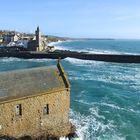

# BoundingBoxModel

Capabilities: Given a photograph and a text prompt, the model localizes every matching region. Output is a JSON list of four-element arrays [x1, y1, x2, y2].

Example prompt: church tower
[[28, 26, 46, 51], [35, 26, 41, 51]]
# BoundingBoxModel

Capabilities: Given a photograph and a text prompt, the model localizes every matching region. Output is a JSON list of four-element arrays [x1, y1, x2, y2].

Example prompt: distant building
[[3, 33, 20, 44], [0, 62, 73, 138], [28, 26, 46, 51]]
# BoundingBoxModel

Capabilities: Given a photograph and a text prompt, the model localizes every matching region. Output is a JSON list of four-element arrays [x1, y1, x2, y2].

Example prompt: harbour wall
[[0, 51, 140, 63]]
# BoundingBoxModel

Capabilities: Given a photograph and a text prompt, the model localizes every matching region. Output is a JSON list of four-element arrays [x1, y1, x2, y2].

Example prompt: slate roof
[[0, 64, 69, 103]]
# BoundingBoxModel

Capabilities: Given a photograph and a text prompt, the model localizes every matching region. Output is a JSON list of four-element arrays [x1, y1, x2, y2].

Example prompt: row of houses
[[0, 33, 18, 44]]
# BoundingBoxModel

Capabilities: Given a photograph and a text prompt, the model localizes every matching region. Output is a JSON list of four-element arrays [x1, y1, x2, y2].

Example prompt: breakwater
[[0, 50, 140, 63]]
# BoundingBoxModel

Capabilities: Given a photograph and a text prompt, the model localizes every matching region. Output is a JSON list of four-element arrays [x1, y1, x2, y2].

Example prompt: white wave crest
[[65, 58, 104, 66], [0, 57, 23, 62], [82, 48, 121, 54], [55, 45, 67, 50], [69, 109, 122, 140], [48, 40, 63, 46], [84, 48, 140, 55], [48, 40, 69, 50], [0, 57, 55, 63], [59, 137, 69, 140], [25, 58, 53, 63], [93, 102, 140, 114]]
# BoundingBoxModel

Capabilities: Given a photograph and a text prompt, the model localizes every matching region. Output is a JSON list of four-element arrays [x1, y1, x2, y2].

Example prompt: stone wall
[[0, 89, 71, 138]]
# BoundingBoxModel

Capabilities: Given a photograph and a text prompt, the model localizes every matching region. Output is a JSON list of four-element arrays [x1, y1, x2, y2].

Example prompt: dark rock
[[19, 136, 32, 140], [34, 135, 59, 140], [67, 133, 78, 140], [0, 135, 17, 140]]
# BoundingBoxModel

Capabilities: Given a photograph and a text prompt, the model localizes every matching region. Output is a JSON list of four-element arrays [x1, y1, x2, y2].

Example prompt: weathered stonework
[[0, 63, 73, 139], [0, 89, 71, 138]]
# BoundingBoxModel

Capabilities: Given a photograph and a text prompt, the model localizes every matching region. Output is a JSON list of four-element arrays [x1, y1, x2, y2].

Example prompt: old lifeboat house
[[0, 61, 74, 139]]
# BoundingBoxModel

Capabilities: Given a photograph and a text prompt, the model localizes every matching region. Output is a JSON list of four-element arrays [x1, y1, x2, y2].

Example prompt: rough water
[[0, 40, 140, 140]]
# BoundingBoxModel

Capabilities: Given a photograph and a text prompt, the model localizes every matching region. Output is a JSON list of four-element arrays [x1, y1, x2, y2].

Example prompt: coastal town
[[0, 27, 67, 52]]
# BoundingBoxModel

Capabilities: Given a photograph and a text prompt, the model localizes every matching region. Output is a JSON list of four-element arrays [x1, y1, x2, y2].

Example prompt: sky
[[1, 0, 140, 39]]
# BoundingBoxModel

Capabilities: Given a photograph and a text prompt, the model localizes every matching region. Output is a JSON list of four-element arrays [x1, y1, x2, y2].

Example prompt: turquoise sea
[[0, 40, 140, 140]]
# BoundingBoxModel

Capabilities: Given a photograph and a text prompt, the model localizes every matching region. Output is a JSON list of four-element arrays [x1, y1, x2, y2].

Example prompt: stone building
[[0, 62, 73, 139], [28, 26, 46, 52]]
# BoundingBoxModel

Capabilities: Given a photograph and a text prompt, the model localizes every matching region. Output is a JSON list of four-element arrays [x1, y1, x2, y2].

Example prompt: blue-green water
[[0, 40, 140, 140]]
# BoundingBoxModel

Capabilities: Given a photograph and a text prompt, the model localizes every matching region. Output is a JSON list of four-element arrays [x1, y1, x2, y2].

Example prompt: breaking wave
[[65, 58, 104, 66], [48, 40, 70, 50], [52, 40, 140, 55], [0, 57, 22, 62], [0, 57, 55, 63], [69, 109, 125, 140]]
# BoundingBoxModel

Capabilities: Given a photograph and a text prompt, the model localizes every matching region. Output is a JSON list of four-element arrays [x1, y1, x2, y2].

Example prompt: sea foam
[[69, 109, 124, 140]]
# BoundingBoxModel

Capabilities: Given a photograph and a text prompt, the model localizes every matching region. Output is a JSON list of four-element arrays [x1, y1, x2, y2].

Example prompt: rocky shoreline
[[0, 133, 78, 140]]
